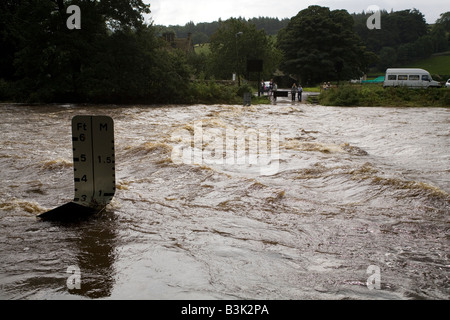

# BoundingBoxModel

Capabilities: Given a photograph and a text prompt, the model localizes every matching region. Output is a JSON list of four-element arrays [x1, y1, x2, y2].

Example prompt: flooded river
[[0, 101, 448, 300]]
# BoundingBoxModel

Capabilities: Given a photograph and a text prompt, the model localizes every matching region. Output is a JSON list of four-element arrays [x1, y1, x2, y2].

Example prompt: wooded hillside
[[0, 1, 448, 104]]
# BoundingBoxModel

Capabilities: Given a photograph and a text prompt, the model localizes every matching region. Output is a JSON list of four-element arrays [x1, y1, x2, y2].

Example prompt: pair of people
[[260, 80, 266, 96], [291, 83, 303, 102], [260, 80, 277, 96]]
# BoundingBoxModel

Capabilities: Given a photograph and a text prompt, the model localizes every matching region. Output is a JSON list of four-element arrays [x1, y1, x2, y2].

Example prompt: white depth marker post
[[39, 115, 116, 221], [72, 115, 116, 208]]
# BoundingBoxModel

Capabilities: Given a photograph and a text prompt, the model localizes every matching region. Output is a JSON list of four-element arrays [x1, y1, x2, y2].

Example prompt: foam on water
[[0, 103, 448, 300]]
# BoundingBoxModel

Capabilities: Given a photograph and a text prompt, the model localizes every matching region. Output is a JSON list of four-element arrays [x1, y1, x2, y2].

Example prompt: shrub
[[319, 85, 360, 106], [440, 90, 450, 106], [188, 80, 241, 104], [0, 79, 13, 101], [318, 84, 450, 107]]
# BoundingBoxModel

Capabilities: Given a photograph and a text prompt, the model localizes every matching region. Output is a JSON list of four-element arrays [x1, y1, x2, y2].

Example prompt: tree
[[352, 8, 434, 70], [391, 9, 427, 44], [2, 0, 153, 102], [278, 6, 374, 85], [434, 12, 450, 52], [207, 18, 281, 81], [1, 0, 196, 103], [377, 47, 397, 71], [436, 12, 450, 31]]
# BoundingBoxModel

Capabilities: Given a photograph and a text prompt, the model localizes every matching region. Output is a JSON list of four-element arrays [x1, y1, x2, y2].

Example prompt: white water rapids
[[0, 102, 448, 299]]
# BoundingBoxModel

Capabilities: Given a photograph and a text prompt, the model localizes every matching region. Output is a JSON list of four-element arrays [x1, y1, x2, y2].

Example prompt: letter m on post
[[67, 5, 81, 30]]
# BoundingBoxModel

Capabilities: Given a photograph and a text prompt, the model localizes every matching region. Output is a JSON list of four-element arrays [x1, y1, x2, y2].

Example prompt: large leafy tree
[[436, 12, 450, 30], [352, 9, 440, 70], [1, 0, 152, 101], [277, 6, 375, 85], [208, 18, 282, 81], [433, 12, 450, 52], [0, 0, 192, 103]]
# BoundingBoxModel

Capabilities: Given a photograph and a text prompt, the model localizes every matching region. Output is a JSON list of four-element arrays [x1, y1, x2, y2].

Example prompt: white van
[[383, 68, 441, 88]]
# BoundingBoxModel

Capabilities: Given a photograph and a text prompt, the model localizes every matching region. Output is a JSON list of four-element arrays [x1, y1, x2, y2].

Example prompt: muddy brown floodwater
[[0, 101, 448, 300]]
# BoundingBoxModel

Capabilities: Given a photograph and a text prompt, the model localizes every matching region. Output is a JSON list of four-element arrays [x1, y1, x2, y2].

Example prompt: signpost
[[247, 59, 263, 96], [243, 92, 252, 106]]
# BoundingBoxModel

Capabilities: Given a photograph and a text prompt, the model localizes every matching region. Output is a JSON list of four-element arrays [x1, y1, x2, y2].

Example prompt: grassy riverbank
[[3, 79, 448, 107], [318, 85, 450, 107]]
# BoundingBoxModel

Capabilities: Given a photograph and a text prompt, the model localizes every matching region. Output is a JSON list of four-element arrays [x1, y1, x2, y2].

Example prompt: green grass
[[319, 84, 450, 107], [403, 53, 450, 75], [367, 52, 450, 80], [194, 43, 211, 55], [303, 87, 321, 92]]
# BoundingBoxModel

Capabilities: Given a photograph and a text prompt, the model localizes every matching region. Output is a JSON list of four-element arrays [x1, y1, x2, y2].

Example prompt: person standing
[[297, 84, 303, 102], [273, 82, 278, 102], [268, 79, 274, 100], [291, 83, 297, 101], [260, 80, 265, 96]]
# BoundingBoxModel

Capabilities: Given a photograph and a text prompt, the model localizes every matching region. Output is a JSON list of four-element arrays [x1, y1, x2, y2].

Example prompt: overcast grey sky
[[145, 0, 448, 26]]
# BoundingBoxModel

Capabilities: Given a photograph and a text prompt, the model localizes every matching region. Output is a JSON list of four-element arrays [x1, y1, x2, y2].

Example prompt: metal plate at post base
[[37, 115, 115, 223], [37, 202, 102, 222]]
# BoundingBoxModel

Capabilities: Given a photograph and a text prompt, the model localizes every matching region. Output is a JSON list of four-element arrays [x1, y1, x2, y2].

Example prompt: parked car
[[446, 79, 450, 88], [383, 68, 441, 88]]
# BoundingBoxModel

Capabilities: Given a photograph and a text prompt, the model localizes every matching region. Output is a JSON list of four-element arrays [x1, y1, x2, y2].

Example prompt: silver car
[[446, 79, 450, 88]]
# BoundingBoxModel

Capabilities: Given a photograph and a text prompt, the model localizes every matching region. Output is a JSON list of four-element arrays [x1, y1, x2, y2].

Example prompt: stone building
[[162, 32, 194, 54]]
